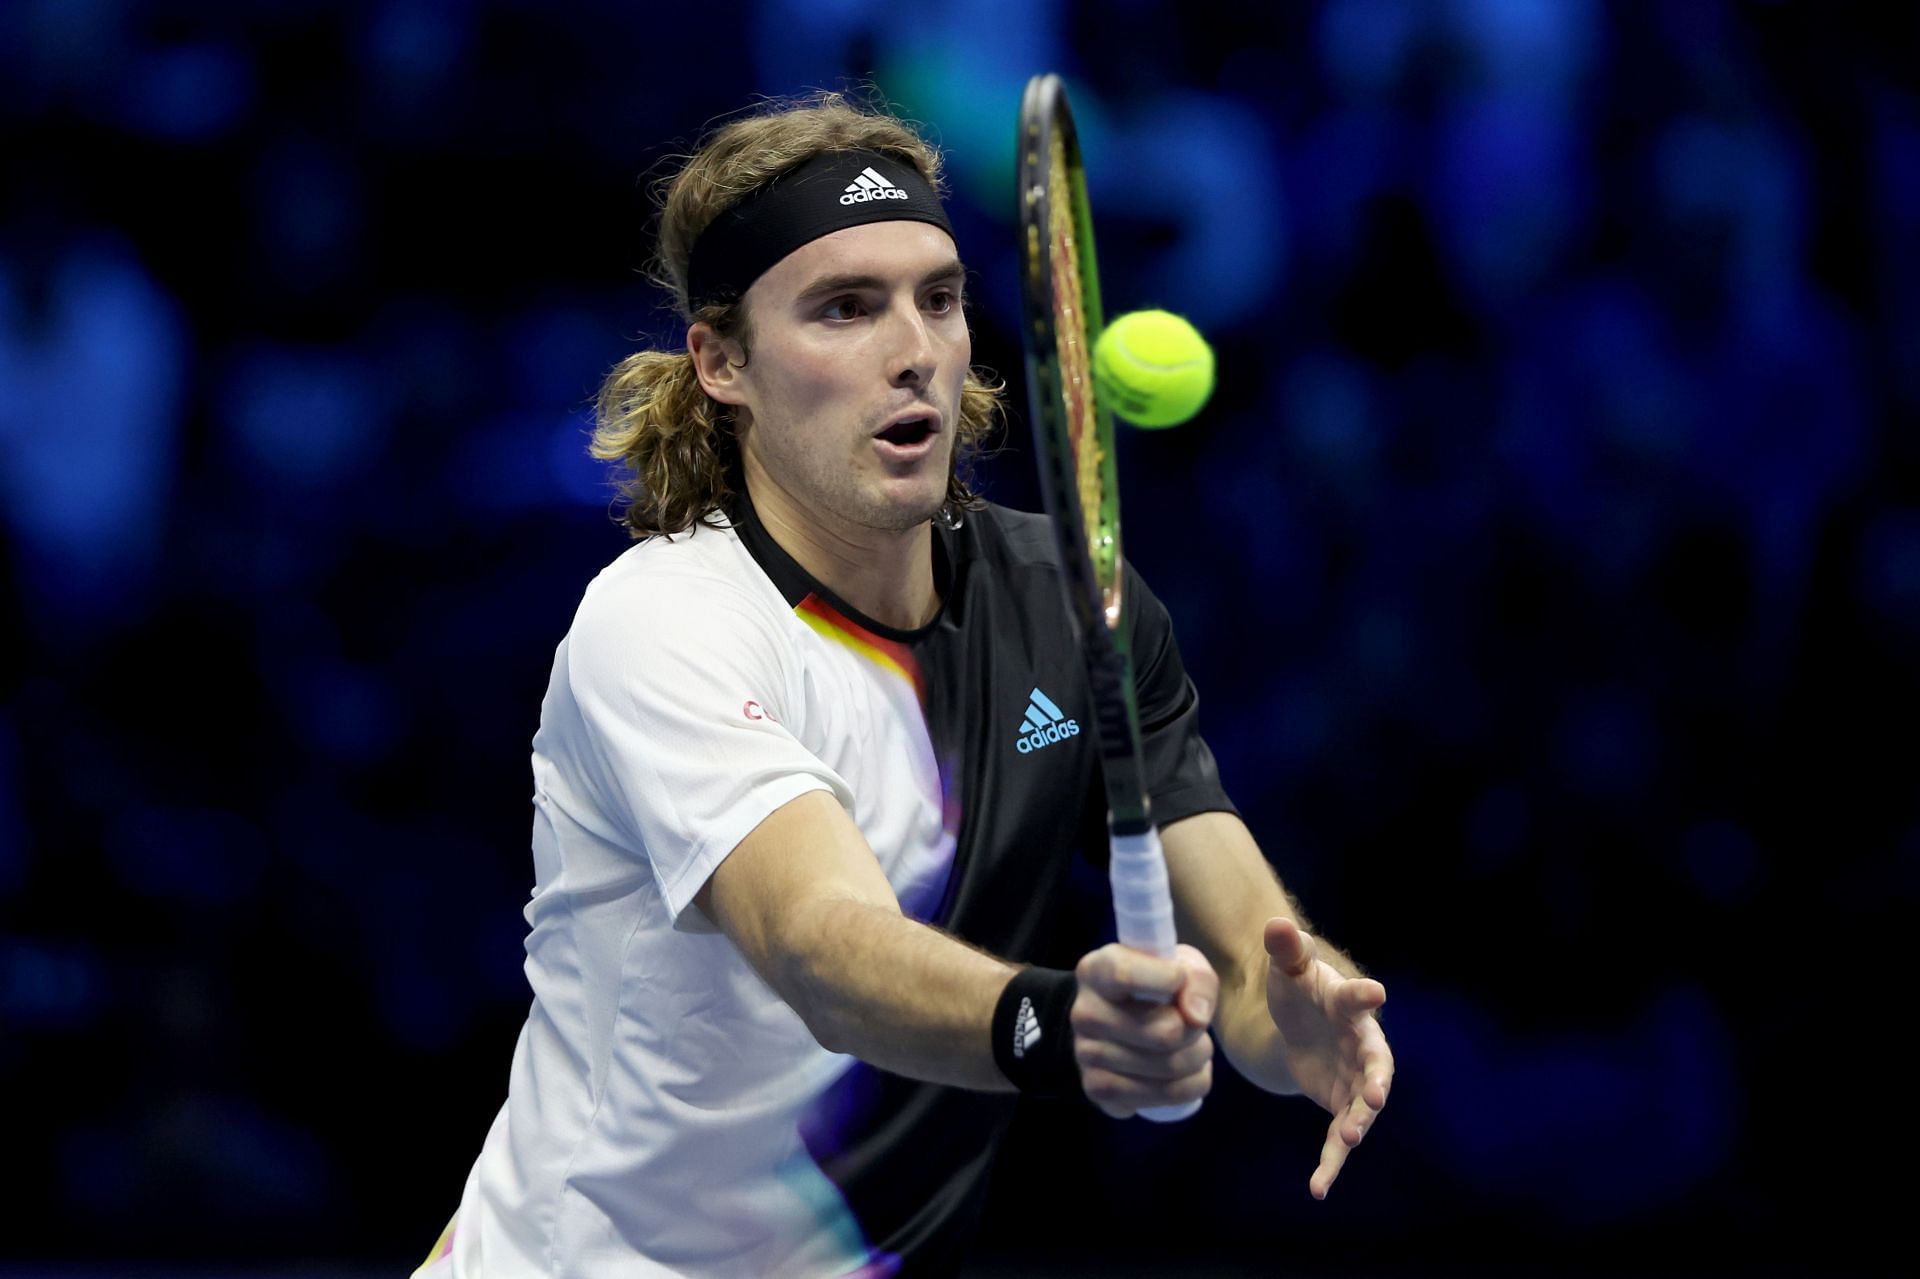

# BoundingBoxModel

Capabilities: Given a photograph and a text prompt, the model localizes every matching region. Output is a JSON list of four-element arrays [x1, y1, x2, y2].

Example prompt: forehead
[[750, 221, 962, 300]]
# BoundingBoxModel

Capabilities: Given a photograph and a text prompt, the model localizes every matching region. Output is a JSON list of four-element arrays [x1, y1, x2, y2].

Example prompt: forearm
[[700, 792, 1025, 1092], [1161, 811, 1370, 1091], [777, 896, 1019, 1091]]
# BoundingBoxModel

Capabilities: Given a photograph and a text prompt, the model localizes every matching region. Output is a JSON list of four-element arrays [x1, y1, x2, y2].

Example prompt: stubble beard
[[751, 424, 951, 535], [832, 450, 950, 533]]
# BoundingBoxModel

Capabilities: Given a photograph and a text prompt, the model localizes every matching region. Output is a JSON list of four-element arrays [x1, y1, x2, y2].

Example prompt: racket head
[[1018, 74, 1153, 836], [1017, 74, 1125, 639]]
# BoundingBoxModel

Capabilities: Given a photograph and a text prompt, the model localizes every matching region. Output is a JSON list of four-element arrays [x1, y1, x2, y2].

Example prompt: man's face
[[728, 220, 970, 535]]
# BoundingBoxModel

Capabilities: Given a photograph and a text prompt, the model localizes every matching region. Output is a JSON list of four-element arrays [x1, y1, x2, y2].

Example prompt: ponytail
[[590, 348, 742, 539]]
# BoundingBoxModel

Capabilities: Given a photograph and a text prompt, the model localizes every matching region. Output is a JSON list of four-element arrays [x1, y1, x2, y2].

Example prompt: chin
[[861, 483, 948, 532], [888, 495, 950, 532]]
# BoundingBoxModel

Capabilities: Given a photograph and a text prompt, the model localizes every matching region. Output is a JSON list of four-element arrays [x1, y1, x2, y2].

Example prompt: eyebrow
[[794, 258, 968, 302]]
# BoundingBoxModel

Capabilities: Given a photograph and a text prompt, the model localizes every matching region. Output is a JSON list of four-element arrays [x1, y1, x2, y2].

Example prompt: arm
[[1161, 809, 1393, 1198], [696, 788, 1216, 1112], [696, 789, 1018, 1090]]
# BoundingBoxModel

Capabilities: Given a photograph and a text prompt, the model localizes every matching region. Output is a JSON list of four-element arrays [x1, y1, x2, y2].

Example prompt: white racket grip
[[1109, 828, 1202, 1123]]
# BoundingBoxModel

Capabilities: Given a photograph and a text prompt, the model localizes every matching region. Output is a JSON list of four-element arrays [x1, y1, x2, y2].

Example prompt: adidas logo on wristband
[[1012, 996, 1042, 1058]]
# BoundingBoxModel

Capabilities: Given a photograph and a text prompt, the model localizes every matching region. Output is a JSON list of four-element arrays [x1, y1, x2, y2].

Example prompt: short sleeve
[[1122, 563, 1240, 829], [564, 570, 852, 928]]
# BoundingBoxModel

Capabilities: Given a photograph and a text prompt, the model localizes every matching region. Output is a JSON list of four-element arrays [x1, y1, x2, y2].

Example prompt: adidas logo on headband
[[841, 166, 912, 205], [686, 149, 954, 308]]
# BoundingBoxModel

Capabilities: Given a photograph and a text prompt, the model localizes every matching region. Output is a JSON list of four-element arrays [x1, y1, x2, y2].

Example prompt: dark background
[[3, 1, 1914, 1275]]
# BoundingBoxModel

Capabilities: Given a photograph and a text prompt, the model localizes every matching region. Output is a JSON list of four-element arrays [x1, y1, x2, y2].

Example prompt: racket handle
[[1109, 828, 1203, 1123]]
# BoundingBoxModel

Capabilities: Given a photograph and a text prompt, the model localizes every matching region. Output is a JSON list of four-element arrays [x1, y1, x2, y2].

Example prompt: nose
[[887, 301, 937, 389]]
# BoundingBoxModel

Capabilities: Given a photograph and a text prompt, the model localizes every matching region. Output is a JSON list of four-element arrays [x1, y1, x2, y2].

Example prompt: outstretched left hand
[[1262, 917, 1393, 1200]]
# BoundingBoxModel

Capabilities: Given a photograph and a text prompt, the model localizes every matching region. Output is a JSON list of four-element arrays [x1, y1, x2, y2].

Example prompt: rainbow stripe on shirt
[[794, 593, 927, 707]]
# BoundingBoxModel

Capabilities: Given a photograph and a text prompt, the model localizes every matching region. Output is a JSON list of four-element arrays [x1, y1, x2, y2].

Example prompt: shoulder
[[958, 501, 1067, 571], [570, 520, 794, 662], [960, 501, 1160, 596], [582, 519, 776, 612]]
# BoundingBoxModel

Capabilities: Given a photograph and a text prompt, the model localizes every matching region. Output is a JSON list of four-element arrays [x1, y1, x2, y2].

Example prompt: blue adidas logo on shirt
[[1015, 687, 1080, 755]]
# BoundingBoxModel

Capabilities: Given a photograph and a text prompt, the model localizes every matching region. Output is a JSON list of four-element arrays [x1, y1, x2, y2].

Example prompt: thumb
[[1263, 917, 1315, 979], [1171, 943, 1218, 1026]]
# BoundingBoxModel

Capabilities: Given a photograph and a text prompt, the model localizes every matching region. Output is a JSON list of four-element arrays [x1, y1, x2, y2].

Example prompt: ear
[[688, 321, 750, 408]]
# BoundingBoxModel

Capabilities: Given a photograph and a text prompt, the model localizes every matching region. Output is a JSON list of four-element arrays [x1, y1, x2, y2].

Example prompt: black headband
[[685, 149, 953, 311]]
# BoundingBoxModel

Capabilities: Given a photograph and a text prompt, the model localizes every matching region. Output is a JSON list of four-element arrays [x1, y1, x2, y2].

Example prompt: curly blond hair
[[591, 92, 1004, 538]]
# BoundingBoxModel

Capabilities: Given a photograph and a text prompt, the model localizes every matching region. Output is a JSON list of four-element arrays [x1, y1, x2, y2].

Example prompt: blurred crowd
[[2, 1, 1913, 1271]]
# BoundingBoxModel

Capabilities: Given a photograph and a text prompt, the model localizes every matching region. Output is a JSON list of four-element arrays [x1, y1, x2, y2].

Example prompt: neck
[[742, 465, 940, 632]]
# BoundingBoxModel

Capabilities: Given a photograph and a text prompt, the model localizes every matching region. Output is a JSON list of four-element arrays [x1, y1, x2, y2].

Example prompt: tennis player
[[415, 93, 1392, 1278]]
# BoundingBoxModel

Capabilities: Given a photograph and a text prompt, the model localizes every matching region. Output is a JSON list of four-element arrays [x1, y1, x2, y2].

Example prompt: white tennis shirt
[[417, 495, 1238, 1277], [431, 514, 958, 1278]]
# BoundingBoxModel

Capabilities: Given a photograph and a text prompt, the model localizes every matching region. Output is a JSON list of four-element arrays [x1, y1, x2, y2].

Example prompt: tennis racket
[[1016, 73, 1198, 1124]]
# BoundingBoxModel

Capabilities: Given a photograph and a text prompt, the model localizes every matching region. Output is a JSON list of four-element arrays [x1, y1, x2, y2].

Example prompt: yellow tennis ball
[[1092, 309, 1216, 428]]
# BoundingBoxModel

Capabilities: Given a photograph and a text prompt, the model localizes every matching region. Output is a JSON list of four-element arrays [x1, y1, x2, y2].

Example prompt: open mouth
[[876, 417, 937, 447]]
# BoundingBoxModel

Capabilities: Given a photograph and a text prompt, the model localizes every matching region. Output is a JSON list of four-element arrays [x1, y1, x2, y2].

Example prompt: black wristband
[[992, 967, 1082, 1099]]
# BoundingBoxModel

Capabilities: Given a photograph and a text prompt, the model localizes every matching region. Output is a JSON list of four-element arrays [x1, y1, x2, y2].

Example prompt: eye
[[926, 287, 963, 315], [822, 295, 866, 321]]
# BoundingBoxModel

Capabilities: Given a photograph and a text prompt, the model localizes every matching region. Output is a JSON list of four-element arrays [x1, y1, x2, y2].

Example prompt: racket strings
[[1047, 134, 1118, 618]]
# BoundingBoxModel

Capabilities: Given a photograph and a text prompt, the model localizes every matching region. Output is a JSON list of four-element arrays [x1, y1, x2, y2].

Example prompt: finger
[[1075, 1030, 1214, 1082], [1353, 1019, 1394, 1091], [1081, 1058, 1213, 1120], [1262, 917, 1316, 979], [1310, 1111, 1355, 1200], [1359, 1045, 1395, 1110], [1071, 991, 1209, 1054], [1338, 1092, 1376, 1147], [1331, 978, 1387, 1019], [1076, 944, 1185, 1004]]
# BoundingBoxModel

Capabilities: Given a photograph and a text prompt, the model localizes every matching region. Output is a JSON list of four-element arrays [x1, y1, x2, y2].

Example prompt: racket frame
[[1016, 73, 1155, 842]]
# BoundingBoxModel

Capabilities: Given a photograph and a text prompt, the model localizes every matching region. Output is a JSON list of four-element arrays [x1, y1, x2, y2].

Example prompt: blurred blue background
[[2, 1, 1913, 1275]]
